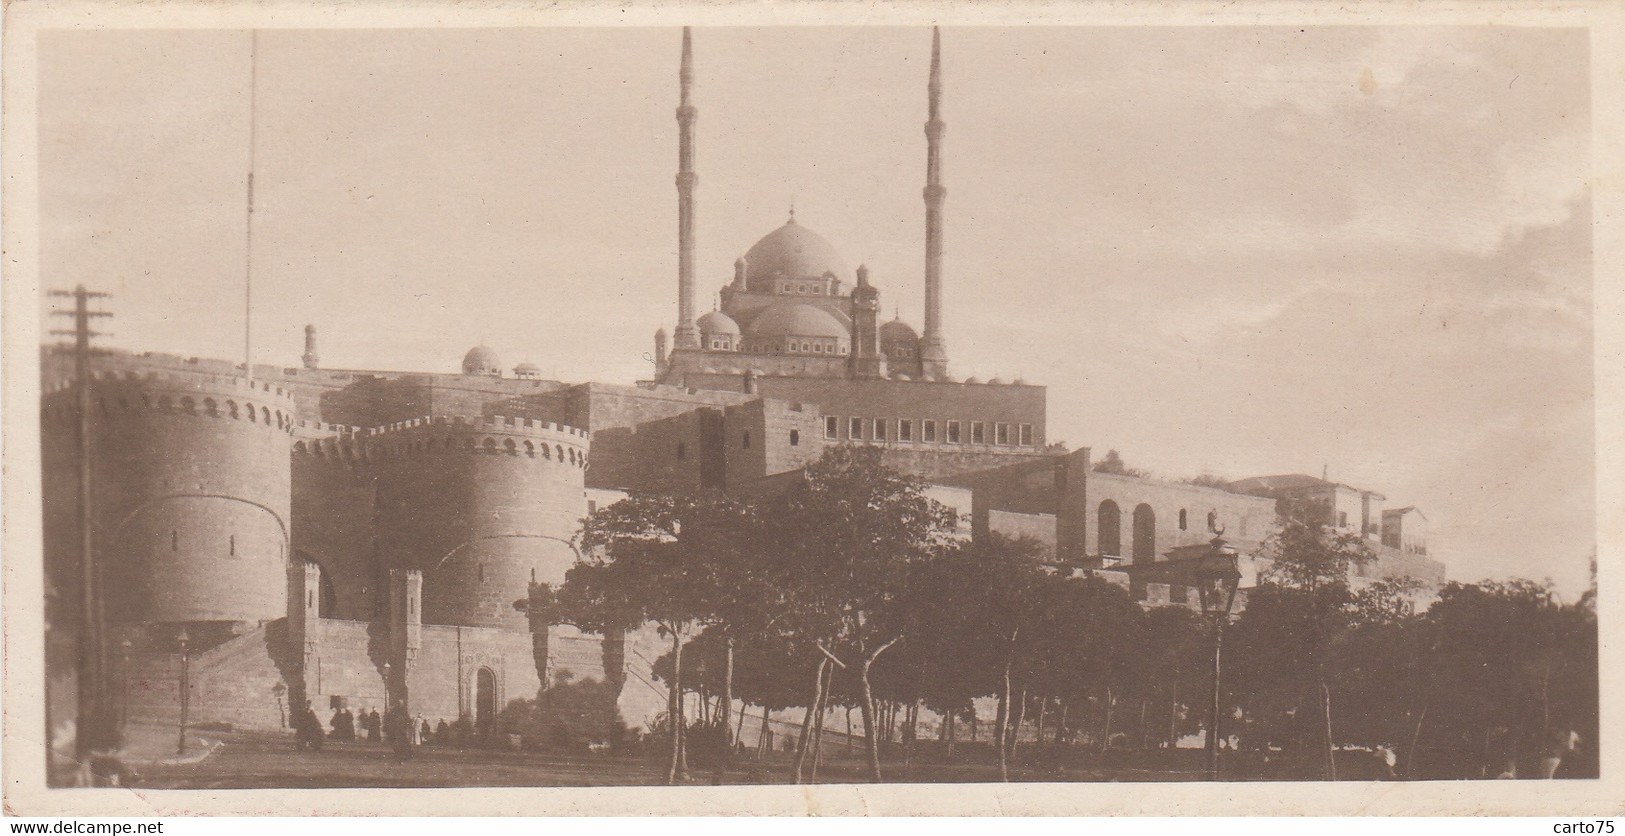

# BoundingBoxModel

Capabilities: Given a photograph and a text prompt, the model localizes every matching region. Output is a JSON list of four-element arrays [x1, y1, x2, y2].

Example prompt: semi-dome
[[462, 345, 503, 376], [743, 217, 850, 291], [697, 310, 741, 336], [748, 302, 849, 340]]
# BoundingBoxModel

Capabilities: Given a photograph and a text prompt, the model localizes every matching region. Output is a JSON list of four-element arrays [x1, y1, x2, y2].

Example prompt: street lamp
[[1195, 536, 1242, 781], [119, 639, 133, 741], [382, 662, 392, 711], [175, 627, 190, 756]]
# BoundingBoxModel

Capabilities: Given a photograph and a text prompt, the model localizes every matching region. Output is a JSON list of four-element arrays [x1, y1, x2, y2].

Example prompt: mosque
[[41, 28, 1443, 752]]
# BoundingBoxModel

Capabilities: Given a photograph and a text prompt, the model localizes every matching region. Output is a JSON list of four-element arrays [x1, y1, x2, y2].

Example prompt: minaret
[[919, 26, 951, 381], [301, 323, 320, 369], [851, 264, 884, 379], [654, 327, 669, 378], [673, 27, 701, 350]]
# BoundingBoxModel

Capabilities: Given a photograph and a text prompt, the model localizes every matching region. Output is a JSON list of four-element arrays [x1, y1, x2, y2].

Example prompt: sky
[[37, 26, 1594, 595]]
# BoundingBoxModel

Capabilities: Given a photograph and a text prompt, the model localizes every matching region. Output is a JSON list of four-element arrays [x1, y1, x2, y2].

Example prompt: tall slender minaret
[[919, 27, 950, 380], [673, 27, 701, 349]]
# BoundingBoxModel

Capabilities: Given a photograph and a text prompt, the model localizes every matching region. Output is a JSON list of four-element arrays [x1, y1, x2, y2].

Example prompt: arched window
[[227, 400, 239, 419], [1133, 504, 1157, 564], [204, 398, 218, 417], [556, 445, 564, 461], [742, 430, 751, 450], [180, 397, 196, 414], [246, 402, 256, 422], [790, 429, 800, 447], [482, 438, 497, 453], [524, 440, 535, 457], [262, 406, 272, 424], [504, 438, 517, 455], [1098, 500, 1121, 557], [542, 443, 551, 460], [1179, 509, 1187, 531]]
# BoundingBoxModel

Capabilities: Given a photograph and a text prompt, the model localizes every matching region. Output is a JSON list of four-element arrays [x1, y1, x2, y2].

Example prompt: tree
[[559, 491, 752, 784], [1411, 580, 1597, 779], [1092, 449, 1147, 477], [761, 445, 959, 782]]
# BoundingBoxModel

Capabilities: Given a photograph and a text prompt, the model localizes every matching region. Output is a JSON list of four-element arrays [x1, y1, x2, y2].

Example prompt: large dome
[[462, 345, 503, 376], [743, 217, 850, 291], [747, 302, 849, 340]]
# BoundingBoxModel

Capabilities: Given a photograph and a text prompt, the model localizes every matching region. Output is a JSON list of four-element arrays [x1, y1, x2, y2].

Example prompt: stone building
[[40, 27, 1444, 743]]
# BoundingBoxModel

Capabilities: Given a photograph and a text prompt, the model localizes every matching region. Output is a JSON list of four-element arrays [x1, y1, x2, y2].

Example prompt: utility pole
[[49, 285, 112, 775]]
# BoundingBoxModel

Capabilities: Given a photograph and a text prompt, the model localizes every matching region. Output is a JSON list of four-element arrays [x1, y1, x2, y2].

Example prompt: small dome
[[513, 361, 542, 379], [880, 318, 919, 341], [462, 345, 503, 376], [988, 376, 1007, 385], [891, 373, 913, 381], [743, 217, 850, 291], [697, 310, 741, 336], [964, 375, 981, 384], [748, 302, 849, 340]]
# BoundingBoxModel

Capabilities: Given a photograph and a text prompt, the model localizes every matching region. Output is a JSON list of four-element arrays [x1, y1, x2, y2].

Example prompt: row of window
[[823, 416, 1035, 447]]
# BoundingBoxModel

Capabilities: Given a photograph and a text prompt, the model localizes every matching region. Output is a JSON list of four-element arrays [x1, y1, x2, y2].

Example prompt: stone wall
[[41, 369, 296, 625]]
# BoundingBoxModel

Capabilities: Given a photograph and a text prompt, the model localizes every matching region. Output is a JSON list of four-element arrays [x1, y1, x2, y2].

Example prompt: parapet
[[43, 368, 299, 434], [293, 414, 590, 470]]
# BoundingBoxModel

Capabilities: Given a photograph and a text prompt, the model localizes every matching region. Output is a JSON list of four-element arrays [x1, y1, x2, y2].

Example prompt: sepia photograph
[[3, 0, 1619, 818]]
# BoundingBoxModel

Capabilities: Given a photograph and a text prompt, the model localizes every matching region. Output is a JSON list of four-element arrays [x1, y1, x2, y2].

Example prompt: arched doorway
[[1098, 500, 1121, 557], [1132, 504, 1156, 564], [474, 667, 497, 736]]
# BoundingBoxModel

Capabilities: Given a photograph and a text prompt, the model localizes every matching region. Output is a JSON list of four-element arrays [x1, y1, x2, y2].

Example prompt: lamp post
[[119, 639, 133, 741], [175, 627, 191, 756], [382, 662, 392, 711], [1195, 536, 1241, 781], [272, 681, 287, 729]]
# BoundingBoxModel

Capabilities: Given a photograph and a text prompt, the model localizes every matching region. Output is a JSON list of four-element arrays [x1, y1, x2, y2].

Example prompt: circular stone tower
[[370, 415, 588, 632], [44, 367, 296, 626]]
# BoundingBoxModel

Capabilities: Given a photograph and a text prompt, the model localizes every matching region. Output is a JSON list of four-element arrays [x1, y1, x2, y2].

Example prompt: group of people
[[293, 699, 487, 760]]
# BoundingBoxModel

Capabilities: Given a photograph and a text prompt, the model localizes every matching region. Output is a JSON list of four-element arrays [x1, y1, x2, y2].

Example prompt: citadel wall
[[362, 416, 589, 631], [43, 368, 296, 626]]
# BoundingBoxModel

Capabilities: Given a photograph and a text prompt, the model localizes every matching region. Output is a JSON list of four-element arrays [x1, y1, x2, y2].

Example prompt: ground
[[122, 729, 1399, 788]]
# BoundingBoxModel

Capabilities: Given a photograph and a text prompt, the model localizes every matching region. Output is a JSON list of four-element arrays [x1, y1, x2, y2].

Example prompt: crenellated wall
[[352, 415, 589, 631], [43, 369, 296, 625]]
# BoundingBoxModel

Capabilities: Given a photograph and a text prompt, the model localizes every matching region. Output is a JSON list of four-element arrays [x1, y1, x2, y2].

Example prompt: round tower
[[369, 415, 588, 631], [42, 367, 296, 626]]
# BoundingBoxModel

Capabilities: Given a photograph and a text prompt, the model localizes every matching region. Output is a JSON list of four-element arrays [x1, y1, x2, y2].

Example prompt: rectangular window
[[742, 430, 751, 450], [898, 419, 913, 442], [873, 419, 887, 441], [1019, 424, 1034, 446], [971, 421, 986, 444], [850, 417, 863, 440], [995, 423, 1010, 445], [947, 421, 962, 444], [826, 416, 839, 440], [923, 420, 937, 443]]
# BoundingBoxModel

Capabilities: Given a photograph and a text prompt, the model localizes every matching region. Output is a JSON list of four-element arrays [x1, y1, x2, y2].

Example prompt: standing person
[[419, 717, 432, 746], [386, 702, 414, 760], [367, 708, 382, 743], [298, 702, 324, 751], [411, 714, 424, 746], [1374, 744, 1397, 779], [1541, 728, 1579, 779]]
